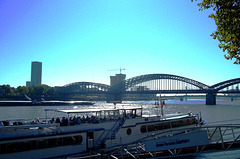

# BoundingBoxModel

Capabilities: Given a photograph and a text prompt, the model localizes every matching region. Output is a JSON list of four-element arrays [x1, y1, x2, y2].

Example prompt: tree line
[[0, 84, 55, 96]]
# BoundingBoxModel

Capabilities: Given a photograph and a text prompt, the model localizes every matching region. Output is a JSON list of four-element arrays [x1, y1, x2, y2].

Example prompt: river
[[0, 99, 240, 158]]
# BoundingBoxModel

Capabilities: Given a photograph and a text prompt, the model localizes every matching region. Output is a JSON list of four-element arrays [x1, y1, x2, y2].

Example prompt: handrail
[[96, 118, 121, 145], [119, 125, 240, 151], [86, 124, 240, 158], [0, 123, 60, 129]]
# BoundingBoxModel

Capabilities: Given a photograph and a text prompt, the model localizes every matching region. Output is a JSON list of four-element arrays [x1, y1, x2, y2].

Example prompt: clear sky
[[0, 0, 239, 88]]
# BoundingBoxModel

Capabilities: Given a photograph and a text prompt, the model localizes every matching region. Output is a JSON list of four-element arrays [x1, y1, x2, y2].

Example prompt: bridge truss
[[56, 75, 240, 94], [210, 78, 240, 93], [124, 74, 209, 93], [55, 74, 240, 104], [57, 82, 110, 94]]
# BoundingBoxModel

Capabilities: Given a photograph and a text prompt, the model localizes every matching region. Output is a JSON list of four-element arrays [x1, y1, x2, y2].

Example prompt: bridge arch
[[124, 74, 209, 91], [59, 82, 110, 93], [210, 78, 240, 91]]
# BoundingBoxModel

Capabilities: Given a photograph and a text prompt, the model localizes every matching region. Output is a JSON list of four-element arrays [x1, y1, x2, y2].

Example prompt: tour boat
[[0, 104, 206, 159]]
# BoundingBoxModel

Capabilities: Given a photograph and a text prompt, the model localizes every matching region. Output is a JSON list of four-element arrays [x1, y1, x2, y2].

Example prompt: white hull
[[0, 143, 85, 159], [0, 107, 201, 158]]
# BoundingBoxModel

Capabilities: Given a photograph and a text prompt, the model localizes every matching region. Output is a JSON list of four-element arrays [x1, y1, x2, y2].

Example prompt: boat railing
[[0, 117, 58, 127], [0, 123, 60, 130], [201, 124, 240, 148], [104, 123, 240, 150], [102, 124, 240, 158], [96, 117, 126, 147], [137, 125, 202, 143]]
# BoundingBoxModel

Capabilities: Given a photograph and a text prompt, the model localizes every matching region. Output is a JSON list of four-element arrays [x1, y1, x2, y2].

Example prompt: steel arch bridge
[[123, 74, 209, 92], [57, 82, 110, 94], [55, 74, 240, 104], [56, 75, 240, 94], [209, 78, 240, 92]]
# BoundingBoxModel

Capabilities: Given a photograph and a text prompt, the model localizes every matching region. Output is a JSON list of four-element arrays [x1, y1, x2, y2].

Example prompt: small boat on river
[[0, 104, 205, 159]]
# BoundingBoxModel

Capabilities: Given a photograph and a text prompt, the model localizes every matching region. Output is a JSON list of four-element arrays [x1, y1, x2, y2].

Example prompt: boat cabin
[[45, 107, 143, 126]]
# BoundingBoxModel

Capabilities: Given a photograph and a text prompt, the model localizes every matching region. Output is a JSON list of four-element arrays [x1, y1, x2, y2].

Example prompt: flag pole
[[160, 94, 164, 116]]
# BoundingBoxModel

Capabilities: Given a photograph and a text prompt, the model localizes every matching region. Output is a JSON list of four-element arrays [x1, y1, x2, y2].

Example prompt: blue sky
[[0, 0, 239, 88]]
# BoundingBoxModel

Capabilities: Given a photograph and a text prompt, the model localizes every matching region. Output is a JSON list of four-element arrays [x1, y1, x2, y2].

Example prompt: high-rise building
[[26, 81, 31, 87], [31, 61, 42, 87], [110, 74, 126, 86]]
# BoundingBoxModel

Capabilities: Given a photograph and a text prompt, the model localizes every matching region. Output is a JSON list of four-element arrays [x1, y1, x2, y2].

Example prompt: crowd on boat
[[48, 115, 119, 126], [0, 120, 34, 126], [0, 110, 139, 127], [0, 120, 25, 126], [0, 116, 99, 127]]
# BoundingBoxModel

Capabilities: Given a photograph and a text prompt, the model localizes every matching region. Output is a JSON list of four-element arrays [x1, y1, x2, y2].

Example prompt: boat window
[[163, 123, 171, 129], [126, 110, 132, 118], [142, 117, 197, 133], [171, 117, 197, 128], [126, 128, 132, 135], [140, 125, 147, 133], [119, 110, 125, 116], [171, 121, 178, 128], [87, 132, 94, 139], [0, 135, 84, 154], [147, 123, 164, 132], [77, 135, 83, 144], [136, 109, 142, 117], [147, 125, 154, 132], [48, 138, 59, 147], [190, 118, 197, 124]]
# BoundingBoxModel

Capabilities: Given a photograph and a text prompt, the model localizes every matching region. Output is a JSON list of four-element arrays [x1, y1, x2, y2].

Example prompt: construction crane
[[108, 67, 125, 74]]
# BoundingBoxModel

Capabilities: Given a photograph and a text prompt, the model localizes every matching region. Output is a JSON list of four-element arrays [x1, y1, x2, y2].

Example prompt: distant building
[[110, 74, 126, 87], [26, 81, 31, 87], [31, 61, 42, 87], [130, 86, 149, 91]]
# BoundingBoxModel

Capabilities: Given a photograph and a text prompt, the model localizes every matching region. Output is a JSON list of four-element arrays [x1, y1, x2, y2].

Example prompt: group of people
[[49, 115, 102, 126], [0, 120, 24, 126], [0, 121, 10, 126], [47, 111, 139, 126], [0, 111, 138, 127]]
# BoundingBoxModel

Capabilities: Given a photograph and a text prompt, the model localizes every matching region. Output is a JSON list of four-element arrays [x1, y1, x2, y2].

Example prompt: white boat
[[0, 104, 205, 159]]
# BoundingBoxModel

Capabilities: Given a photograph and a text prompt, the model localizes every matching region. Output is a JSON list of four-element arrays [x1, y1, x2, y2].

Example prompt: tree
[[0, 84, 56, 96], [46, 87, 55, 95], [0, 85, 14, 95], [28, 87, 34, 95], [16, 86, 29, 95], [32, 85, 45, 95], [192, 0, 240, 64], [30, 85, 55, 96]]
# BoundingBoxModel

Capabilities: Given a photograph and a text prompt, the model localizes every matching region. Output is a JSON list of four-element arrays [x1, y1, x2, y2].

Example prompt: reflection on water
[[196, 148, 240, 159], [0, 99, 240, 125]]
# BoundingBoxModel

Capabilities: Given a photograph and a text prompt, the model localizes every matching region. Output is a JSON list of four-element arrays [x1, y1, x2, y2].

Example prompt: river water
[[0, 99, 240, 158]]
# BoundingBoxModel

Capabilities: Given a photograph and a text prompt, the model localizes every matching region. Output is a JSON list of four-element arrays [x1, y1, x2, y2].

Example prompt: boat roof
[[45, 107, 142, 114], [117, 106, 142, 110]]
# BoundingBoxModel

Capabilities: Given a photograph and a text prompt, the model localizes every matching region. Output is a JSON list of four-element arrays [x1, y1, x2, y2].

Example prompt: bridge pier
[[106, 93, 122, 104], [206, 93, 216, 105]]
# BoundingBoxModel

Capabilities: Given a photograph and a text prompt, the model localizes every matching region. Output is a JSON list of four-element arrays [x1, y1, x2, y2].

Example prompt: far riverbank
[[0, 101, 94, 106]]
